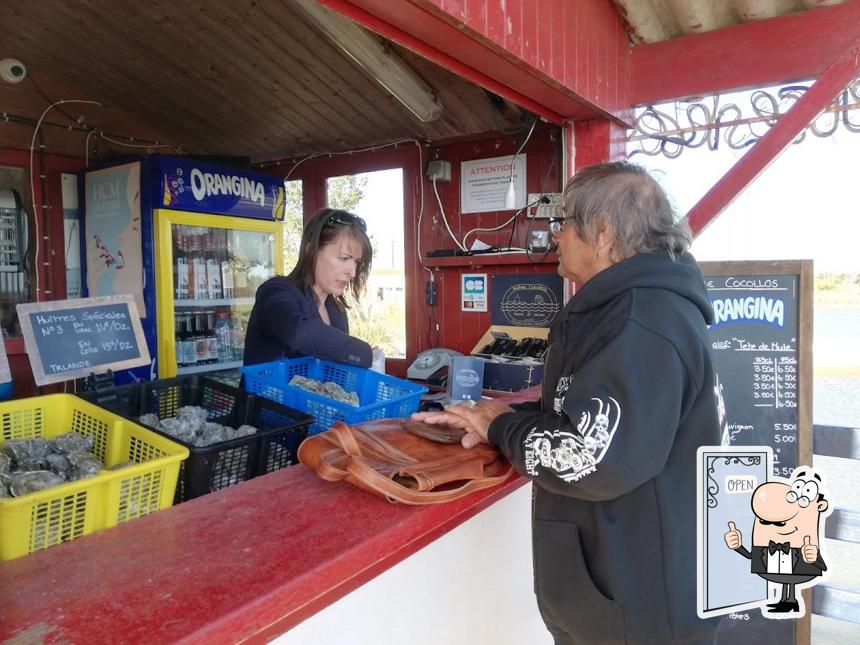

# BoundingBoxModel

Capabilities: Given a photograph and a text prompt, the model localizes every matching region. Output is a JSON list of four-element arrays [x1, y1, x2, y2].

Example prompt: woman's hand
[[411, 400, 514, 449]]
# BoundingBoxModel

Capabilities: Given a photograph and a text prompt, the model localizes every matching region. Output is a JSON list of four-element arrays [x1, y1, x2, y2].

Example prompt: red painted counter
[[0, 464, 525, 644]]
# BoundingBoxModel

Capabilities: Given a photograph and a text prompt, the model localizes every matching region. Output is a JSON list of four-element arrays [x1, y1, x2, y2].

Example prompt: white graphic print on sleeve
[[523, 396, 621, 482], [552, 375, 573, 414]]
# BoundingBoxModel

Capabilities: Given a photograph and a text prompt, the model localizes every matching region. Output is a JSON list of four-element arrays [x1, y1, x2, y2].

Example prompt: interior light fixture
[[293, 0, 443, 123]]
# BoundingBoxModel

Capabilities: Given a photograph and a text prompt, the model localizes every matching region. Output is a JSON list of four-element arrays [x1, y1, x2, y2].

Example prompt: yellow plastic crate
[[0, 394, 188, 562]]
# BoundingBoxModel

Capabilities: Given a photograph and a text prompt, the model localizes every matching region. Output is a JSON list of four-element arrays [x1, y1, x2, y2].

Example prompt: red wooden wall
[[323, 0, 631, 123], [272, 126, 563, 373], [418, 127, 563, 354], [420, 0, 630, 117]]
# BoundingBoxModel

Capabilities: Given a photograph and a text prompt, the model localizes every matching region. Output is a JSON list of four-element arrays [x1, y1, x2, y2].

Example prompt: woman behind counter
[[243, 208, 374, 368]]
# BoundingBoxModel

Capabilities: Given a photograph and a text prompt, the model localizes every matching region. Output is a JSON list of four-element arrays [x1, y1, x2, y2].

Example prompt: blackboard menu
[[17, 295, 150, 386], [705, 272, 799, 477], [701, 261, 813, 645]]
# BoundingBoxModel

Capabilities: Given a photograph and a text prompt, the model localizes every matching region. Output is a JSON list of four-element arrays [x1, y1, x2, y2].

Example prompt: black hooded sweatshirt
[[488, 250, 722, 644]]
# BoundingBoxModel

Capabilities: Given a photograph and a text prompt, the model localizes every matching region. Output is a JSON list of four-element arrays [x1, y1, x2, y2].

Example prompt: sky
[[633, 111, 860, 274], [348, 168, 405, 269]]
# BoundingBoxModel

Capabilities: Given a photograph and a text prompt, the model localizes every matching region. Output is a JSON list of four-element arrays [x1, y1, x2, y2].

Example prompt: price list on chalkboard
[[17, 295, 150, 386], [705, 273, 799, 479]]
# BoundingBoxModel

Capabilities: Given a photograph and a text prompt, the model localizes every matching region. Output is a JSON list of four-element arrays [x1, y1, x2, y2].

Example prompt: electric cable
[[97, 131, 177, 151], [466, 139, 558, 252], [85, 129, 178, 164], [279, 139, 420, 181], [501, 116, 538, 205], [277, 138, 433, 280], [485, 91, 530, 135], [29, 98, 102, 302], [432, 177, 467, 252], [27, 75, 78, 125], [525, 146, 560, 263], [461, 116, 539, 250], [414, 142, 434, 281], [463, 199, 552, 250], [84, 129, 98, 167]]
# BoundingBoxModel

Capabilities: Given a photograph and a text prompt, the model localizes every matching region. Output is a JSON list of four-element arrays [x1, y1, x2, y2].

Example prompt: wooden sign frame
[[17, 294, 150, 386], [700, 259, 813, 645]]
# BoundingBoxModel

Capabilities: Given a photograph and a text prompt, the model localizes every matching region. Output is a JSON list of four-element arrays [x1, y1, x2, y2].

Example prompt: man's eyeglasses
[[549, 218, 569, 237], [326, 212, 367, 230]]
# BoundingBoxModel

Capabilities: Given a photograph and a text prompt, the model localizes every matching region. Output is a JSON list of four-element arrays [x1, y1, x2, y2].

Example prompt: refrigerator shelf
[[174, 298, 256, 308], [177, 360, 244, 376]]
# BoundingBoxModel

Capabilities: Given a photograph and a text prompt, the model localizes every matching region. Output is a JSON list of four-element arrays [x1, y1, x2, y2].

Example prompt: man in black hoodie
[[413, 162, 723, 644]]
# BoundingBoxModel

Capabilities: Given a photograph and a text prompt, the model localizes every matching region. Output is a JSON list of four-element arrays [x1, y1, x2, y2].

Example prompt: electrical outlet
[[426, 160, 451, 182], [526, 192, 563, 219]]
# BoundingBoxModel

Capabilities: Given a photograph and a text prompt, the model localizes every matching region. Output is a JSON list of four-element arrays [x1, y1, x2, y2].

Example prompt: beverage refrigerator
[[83, 155, 285, 381]]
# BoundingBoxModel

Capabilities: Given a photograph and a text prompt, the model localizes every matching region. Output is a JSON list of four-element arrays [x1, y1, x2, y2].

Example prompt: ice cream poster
[[85, 163, 145, 316]]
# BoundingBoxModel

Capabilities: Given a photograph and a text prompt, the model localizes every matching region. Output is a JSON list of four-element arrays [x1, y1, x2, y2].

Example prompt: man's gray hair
[[562, 161, 691, 261]]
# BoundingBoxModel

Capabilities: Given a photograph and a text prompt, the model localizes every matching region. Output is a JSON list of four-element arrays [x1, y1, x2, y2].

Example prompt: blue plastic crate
[[242, 358, 427, 435]]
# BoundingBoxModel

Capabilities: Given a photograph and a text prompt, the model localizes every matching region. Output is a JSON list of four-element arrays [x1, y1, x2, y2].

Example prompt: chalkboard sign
[[17, 295, 150, 386], [701, 260, 813, 645]]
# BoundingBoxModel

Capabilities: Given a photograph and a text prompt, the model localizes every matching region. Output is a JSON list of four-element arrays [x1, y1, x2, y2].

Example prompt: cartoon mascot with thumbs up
[[724, 468, 830, 616]]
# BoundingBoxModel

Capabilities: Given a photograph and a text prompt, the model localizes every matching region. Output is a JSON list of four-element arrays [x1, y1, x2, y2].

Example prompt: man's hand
[[802, 535, 818, 563], [724, 521, 742, 550], [411, 400, 513, 449]]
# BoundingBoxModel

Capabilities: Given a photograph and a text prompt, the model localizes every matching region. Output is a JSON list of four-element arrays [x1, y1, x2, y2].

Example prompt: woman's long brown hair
[[286, 208, 373, 309]]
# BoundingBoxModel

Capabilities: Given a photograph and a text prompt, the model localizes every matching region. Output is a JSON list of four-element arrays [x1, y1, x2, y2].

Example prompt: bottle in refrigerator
[[221, 260, 234, 298], [204, 311, 218, 363], [182, 314, 197, 366], [175, 316, 185, 366], [194, 313, 209, 365], [187, 252, 195, 299], [175, 255, 189, 299], [206, 255, 222, 299], [232, 318, 246, 361], [214, 312, 234, 362], [193, 256, 208, 300]]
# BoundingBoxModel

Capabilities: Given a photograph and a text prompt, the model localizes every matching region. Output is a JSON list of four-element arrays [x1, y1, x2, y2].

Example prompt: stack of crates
[[78, 375, 312, 502]]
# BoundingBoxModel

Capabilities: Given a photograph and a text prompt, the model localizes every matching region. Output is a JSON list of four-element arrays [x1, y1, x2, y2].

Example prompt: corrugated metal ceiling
[[612, 0, 850, 44]]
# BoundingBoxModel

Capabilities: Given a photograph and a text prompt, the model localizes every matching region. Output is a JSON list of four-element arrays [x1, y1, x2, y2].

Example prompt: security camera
[[0, 59, 27, 84]]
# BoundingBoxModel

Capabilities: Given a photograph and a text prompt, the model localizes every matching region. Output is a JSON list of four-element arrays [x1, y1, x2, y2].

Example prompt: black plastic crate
[[77, 375, 312, 502]]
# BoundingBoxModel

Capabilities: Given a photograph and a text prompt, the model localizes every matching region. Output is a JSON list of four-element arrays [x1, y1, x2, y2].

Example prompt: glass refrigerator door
[[156, 211, 282, 377]]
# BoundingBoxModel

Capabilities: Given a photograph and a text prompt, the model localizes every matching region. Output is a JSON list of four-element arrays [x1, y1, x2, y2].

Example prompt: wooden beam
[[316, 0, 630, 123], [572, 119, 627, 171], [631, 0, 860, 106], [684, 34, 860, 236]]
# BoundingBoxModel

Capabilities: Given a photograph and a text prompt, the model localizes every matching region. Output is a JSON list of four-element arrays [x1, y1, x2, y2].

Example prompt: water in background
[[814, 306, 860, 427], [811, 306, 859, 645]]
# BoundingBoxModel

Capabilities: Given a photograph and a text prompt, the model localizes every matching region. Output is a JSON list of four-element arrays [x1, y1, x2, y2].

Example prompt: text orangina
[[189, 168, 266, 206], [711, 297, 785, 328]]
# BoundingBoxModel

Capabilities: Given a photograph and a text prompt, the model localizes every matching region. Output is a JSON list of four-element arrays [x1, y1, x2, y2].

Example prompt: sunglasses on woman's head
[[326, 212, 367, 230]]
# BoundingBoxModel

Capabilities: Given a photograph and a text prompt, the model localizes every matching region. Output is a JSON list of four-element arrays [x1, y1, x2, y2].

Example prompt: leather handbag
[[297, 418, 514, 504]]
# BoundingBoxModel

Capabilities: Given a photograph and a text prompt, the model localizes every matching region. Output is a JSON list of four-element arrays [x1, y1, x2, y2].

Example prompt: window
[[0, 166, 31, 339], [283, 179, 303, 274], [326, 169, 406, 358]]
